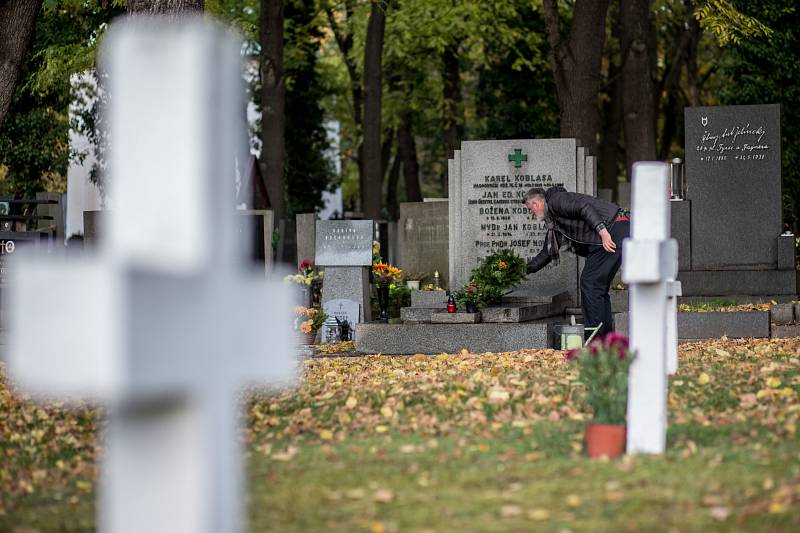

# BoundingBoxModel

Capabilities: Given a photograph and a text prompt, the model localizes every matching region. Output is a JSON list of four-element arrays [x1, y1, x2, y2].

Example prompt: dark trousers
[[580, 220, 630, 338]]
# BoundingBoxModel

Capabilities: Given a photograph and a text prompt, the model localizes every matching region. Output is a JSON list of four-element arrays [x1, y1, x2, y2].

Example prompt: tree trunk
[[398, 110, 422, 202], [685, 0, 702, 107], [0, 0, 40, 131], [620, 0, 657, 177], [260, 0, 286, 220], [600, 64, 623, 192], [385, 150, 401, 220], [127, 0, 204, 13], [325, 2, 363, 211], [442, 44, 461, 195], [542, 0, 611, 155], [362, 0, 388, 221]]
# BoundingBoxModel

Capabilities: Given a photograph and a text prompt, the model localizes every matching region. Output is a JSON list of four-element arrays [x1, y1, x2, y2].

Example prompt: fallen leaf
[[500, 504, 522, 518], [319, 429, 333, 441], [709, 506, 730, 520], [345, 396, 358, 409], [373, 488, 395, 503], [528, 508, 550, 520], [766, 376, 782, 388], [698, 372, 711, 385]]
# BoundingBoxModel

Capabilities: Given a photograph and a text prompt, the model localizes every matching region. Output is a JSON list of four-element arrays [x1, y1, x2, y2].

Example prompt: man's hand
[[599, 228, 616, 253]]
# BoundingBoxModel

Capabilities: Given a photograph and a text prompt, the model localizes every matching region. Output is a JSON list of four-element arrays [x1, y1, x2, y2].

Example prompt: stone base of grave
[[401, 290, 572, 324], [355, 321, 556, 354], [431, 312, 481, 324], [677, 270, 796, 296], [677, 311, 770, 340], [771, 324, 800, 339]]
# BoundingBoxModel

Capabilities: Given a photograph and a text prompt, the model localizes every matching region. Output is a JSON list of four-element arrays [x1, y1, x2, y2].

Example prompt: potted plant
[[372, 262, 402, 321], [293, 305, 327, 345], [565, 332, 634, 458], [402, 271, 427, 290]]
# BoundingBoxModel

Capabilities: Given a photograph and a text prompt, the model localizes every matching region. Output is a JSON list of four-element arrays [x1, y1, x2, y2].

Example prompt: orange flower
[[294, 306, 308, 315], [306, 308, 318, 317], [497, 261, 508, 271], [300, 319, 313, 333]]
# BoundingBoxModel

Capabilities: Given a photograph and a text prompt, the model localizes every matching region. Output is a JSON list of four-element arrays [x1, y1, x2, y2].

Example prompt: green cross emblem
[[508, 149, 527, 168]]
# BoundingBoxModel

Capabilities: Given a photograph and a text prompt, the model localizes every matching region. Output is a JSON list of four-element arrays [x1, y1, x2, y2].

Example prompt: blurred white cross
[[622, 161, 680, 455], [6, 17, 293, 533]]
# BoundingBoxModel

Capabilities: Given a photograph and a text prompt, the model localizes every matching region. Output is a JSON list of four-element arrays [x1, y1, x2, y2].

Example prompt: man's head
[[522, 188, 546, 220]]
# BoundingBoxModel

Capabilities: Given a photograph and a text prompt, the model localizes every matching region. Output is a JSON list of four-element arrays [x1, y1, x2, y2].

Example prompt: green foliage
[[566, 333, 634, 425], [454, 249, 526, 308], [694, 0, 773, 46], [284, 0, 337, 216], [0, 3, 121, 197], [717, 0, 800, 227]]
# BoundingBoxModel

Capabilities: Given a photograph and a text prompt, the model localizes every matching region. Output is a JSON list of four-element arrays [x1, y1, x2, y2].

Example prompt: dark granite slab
[[355, 322, 553, 354]]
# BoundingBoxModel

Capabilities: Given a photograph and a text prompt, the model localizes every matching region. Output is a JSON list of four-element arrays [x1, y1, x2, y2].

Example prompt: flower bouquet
[[293, 305, 327, 344]]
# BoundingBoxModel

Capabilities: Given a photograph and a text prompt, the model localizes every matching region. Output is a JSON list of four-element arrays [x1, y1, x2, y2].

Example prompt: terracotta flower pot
[[585, 423, 626, 458]]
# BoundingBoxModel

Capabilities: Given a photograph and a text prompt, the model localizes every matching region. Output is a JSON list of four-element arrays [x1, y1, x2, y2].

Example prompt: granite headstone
[[316, 220, 373, 322], [398, 201, 449, 289], [685, 104, 781, 269], [321, 298, 360, 342], [449, 139, 579, 302]]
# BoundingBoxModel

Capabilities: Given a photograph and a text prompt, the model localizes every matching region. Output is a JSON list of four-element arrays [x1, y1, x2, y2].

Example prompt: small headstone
[[322, 298, 360, 342], [316, 220, 373, 323]]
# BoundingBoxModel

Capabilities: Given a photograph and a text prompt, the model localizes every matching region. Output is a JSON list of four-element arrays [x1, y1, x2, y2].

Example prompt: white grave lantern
[[6, 17, 294, 533], [622, 161, 680, 455]]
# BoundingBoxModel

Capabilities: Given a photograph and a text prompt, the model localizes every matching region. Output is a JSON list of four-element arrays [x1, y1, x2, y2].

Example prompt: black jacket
[[527, 186, 622, 273]]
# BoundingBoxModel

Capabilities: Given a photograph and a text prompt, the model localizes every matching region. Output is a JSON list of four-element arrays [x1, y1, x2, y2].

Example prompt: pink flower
[[604, 332, 630, 359], [299, 259, 313, 272], [604, 331, 628, 347], [564, 348, 581, 361], [588, 341, 601, 356]]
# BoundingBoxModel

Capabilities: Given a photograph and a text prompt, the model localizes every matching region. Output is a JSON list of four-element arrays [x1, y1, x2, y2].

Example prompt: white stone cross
[[6, 18, 294, 533], [622, 162, 680, 454]]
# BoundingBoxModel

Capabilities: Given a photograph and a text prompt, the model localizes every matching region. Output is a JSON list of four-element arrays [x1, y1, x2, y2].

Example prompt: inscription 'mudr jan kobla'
[[695, 122, 770, 162]]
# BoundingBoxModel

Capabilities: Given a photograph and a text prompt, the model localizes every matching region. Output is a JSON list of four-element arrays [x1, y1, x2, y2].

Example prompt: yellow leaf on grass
[[368, 522, 386, 533], [528, 508, 550, 521], [769, 502, 786, 514], [698, 372, 711, 385], [381, 405, 394, 418], [566, 494, 581, 507], [375, 425, 388, 433], [320, 429, 333, 441], [345, 396, 358, 409], [766, 376, 782, 388], [488, 387, 510, 404]]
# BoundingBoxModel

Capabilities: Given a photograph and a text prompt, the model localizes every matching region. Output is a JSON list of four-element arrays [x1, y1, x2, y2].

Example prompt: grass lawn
[[2, 338, 799, 531]]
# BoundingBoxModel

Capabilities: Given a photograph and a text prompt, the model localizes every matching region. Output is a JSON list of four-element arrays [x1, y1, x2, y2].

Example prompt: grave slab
[[411, 290, 448, 308], [398, 202, 449, 289], [770, 303, 794, 325], [355, 322, 553, 354], [430, 312, 481, 324], [677, 311, 769, 339], [677, 270, 796, 295], [771, 324, 800, 338]]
